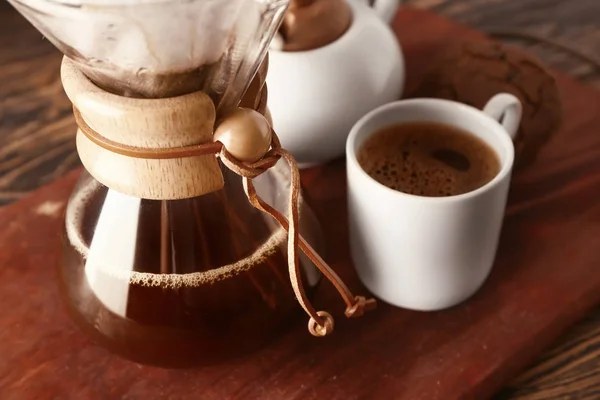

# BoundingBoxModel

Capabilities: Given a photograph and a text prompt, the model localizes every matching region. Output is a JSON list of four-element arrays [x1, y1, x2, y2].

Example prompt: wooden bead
[[214, 108, 272, 163]]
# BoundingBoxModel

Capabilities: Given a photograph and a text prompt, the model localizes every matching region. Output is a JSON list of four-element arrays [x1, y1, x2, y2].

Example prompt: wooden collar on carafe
[[61, 56, 376, 337]]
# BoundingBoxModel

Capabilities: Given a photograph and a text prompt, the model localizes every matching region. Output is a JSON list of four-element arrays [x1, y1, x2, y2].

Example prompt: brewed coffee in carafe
[[61, 166, 322, 367], [9, 0, 374, 368]]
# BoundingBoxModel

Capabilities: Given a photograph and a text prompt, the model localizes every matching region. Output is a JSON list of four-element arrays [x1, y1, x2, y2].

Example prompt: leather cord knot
[[308, 311, 335, 337], [345, 296, 378, 318], [217, 132, 282, 179]]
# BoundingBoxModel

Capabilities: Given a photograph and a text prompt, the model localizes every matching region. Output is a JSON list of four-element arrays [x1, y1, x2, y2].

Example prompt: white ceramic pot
[[266, 0, 405, 168]]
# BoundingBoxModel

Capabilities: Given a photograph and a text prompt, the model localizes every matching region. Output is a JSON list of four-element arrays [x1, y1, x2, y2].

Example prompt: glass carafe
[[9, 0, 326, 368], [61, 166, 323, 368]]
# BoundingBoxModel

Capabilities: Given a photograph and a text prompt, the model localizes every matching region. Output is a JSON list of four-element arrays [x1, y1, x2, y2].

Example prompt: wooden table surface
[[1, 0, 599, 398]]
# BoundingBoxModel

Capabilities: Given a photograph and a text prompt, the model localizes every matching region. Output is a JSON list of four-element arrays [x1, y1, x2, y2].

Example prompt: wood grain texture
[[1, 0, 600, 398], [61, 58, 225, 200], [0, 2, 76, 205], [405, 0, 600, 88], [2, 7, 600, 400]]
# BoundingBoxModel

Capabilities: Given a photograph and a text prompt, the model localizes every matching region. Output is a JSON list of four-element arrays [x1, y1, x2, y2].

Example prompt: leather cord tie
[[73, 106, 376, 337]]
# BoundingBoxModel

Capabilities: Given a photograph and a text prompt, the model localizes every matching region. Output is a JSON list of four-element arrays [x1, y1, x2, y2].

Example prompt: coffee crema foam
[[65, 179, 287, 289], [358, 122, 500, 197]]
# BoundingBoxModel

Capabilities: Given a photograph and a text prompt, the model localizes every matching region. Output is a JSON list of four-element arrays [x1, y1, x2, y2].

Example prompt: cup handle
[[482, 93, 523, 140]]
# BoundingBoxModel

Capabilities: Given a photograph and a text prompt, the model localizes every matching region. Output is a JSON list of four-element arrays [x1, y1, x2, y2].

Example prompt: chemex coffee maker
[[8, 0, 375, 368]]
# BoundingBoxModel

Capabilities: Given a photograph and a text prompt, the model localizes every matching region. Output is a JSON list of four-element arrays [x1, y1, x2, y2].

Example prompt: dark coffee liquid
[[60, 168, 321, 368], [357, 122, 501, 197]]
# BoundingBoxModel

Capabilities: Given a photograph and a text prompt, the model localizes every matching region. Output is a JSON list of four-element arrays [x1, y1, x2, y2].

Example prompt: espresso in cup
[[357, 122, 501, 197]]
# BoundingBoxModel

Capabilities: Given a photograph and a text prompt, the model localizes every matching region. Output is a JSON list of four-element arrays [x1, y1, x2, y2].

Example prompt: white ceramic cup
[[346, 94, 522, 311]]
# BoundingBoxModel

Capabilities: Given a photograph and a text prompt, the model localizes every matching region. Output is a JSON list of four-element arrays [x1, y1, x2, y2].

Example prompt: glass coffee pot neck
[[9, 0, 288, 108]]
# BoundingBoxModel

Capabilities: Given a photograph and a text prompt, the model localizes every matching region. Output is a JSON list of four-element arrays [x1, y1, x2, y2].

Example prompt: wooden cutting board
[[2, 9, 600, 400]]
